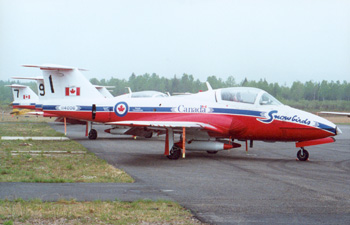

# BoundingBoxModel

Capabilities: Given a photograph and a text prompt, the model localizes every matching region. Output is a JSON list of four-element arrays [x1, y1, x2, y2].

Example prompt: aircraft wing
[[319, 111, 350, 117], [106, 121, 225, 133]]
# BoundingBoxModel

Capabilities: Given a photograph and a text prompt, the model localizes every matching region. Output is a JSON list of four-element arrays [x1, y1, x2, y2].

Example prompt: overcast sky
[[1, 0, 349, 86]]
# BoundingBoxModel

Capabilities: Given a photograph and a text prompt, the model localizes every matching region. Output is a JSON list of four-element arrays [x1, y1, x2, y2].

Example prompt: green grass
[[0, 199, 201, 224], [0, 140, 133, 183], [0, 121, 134, 183], [0, 122, 64, 137]]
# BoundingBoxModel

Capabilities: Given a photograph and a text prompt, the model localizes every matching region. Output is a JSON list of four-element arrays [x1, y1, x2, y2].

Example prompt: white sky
[[1, 0, 349, 85]]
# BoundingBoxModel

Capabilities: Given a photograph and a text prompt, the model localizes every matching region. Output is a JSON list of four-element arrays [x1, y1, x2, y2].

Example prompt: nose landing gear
[[297, 147, 309, 161]]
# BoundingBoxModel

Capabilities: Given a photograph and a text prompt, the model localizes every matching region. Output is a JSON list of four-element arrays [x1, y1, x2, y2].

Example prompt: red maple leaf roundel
[[118, 104, 125, 112], [115, 102, 128, 117], [70, 89, 76, 94]]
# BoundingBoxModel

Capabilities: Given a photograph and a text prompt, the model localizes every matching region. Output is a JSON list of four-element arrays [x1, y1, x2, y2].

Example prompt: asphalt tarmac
[[1, 124, 350, 224]]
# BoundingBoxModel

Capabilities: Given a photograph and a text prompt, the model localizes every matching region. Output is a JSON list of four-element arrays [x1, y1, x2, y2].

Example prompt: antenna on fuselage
[[206, 82, 213, 91], [126, 87, 132, 96]]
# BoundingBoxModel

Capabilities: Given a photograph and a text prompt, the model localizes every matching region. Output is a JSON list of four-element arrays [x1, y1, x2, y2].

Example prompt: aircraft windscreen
[[221, 88, 259, 104], [259, 93, 282, 105]]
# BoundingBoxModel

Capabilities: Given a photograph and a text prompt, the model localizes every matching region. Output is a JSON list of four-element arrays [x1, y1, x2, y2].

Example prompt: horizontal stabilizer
[[6, 84, 28, 88], [12, 76, 43, 81], [23, 64, 87, 71]]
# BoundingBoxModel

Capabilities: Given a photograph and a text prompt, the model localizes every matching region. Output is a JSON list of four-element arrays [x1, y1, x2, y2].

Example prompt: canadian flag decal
[[65, 87, 80, 96], [23, 95, 30, 99]]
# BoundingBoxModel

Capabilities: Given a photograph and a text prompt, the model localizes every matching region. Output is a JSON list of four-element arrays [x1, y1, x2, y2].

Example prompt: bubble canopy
[[219, 87, 283, 105]]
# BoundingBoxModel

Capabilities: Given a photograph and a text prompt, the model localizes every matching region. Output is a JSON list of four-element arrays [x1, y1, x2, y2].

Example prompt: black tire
[[167, 146, 181, 160], [207, 151, 218, 154], [88, 129, 98, 140], [144, 132, 153, 139], [297, 149, 309, 161]]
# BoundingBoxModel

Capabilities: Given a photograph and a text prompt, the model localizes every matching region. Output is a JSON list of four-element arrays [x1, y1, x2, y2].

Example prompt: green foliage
[[3, 220, 13, 225], [90, 73, 350, 105], [283, 99, 350, 112]]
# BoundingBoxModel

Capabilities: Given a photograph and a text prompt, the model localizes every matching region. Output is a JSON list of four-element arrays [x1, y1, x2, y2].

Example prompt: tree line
[[89, 74, 350, 101], [1, 74, 349, 111]]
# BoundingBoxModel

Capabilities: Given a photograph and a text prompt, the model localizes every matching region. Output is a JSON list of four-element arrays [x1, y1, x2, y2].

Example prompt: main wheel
[[297, 148, 309, 161], [207, 151, 218, 154], [167, 146, 181, 160], [88, 129, 98, 140], [144, 132, 153, 139]]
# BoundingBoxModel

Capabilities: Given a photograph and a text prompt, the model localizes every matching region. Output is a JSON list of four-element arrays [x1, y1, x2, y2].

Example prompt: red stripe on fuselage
[[13, 105, 36, 110]]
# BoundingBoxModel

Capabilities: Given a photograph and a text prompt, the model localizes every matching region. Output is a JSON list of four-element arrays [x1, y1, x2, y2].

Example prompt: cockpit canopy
[[219, 87, 282, 106], [130, 91, 168, 98]]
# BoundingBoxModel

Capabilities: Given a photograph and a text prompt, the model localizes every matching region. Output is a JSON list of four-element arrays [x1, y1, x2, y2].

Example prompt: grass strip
[[0, 140, 133, 183], [0, 122, 64, 137], [0, 120, 133, 183], [0, 199, 202, 224]]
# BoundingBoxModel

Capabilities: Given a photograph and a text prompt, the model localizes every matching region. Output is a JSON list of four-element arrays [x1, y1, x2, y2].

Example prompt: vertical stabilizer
[[23, 64, 103, 100], [6, 84, 39, 109]]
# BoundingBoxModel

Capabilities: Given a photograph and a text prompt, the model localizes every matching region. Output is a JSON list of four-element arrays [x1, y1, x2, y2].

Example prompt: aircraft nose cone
[[336, 126, 342, 135]]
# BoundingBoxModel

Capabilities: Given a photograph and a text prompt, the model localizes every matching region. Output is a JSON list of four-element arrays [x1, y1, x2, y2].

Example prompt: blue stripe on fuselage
[[43, 105, 57, 110], [129, 107, 173, 112], [42, 105, 113, 112], [212, 108, 262, 117], [79, 106, 113, 111], [42, 105, 262, 117]]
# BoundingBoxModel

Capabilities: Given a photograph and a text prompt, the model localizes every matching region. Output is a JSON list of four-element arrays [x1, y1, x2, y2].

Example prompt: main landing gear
[[88, 129, 98, 140], [87, 121, 97, 140], [167, 146, 182, 160], [297, 147, 309, 161], [207, 151, 218, 154]]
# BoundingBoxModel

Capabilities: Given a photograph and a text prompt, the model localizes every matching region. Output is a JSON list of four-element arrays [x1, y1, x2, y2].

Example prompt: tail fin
[[12, 76, 44, 100], [23, 64, 103, 100], [6, 84, 39, 109]]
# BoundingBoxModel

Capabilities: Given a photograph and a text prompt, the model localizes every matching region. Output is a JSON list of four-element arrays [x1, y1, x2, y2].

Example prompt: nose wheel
[[297, 147, 309, 161]]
